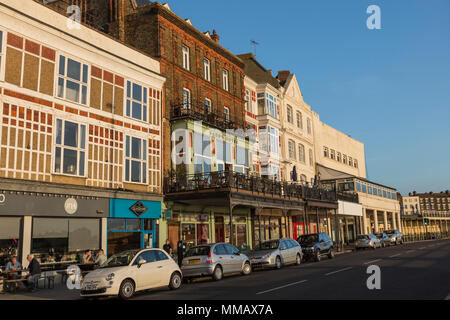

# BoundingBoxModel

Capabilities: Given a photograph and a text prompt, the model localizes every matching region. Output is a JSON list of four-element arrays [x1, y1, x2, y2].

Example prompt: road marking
[[389, 253, 402, 258], [363, 259, 382, 265], [406, 250, 415, 253], [256, 280, 308, 295], [325, 267, 353, 276]]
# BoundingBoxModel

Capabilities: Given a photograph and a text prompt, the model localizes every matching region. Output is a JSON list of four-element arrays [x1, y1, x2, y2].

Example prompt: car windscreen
[[256, 240, 280, 250], [298, 234, 319, 244], [357, 235, 369, 240], [184, 246, 210, 257], [100, 250, 139, 268]]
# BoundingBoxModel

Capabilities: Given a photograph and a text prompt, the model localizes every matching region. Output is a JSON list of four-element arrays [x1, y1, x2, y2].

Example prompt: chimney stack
[[211, 29, 220, 43]]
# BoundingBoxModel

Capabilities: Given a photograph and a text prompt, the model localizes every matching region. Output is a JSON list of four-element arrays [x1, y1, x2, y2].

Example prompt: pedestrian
[[94, 249, 107, 266], [163, 239, 173, 255], [25, 254, 41, 292]]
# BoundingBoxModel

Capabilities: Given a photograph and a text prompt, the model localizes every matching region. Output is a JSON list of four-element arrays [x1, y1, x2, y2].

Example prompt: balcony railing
[[171, 100, 245, 131], [165, 170, 337, 202]]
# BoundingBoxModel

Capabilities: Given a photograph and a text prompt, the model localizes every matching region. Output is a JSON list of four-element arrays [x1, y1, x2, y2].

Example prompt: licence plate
[[85, 285, 97, 291], [189, 259, 201, 264]]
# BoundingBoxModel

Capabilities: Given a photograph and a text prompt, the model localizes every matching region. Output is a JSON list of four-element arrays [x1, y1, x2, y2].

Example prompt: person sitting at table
[[82, 250, 93, 264], [94, 249, 107, 266], [46, 254, 56, 263], [4, 256, 22, 291], [25, 254, 41, 292]]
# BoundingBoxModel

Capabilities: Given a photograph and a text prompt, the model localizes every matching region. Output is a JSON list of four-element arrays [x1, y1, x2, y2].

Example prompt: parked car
[[375, 232, 391, 247], [297, 233, 334, 262], [355, 234, 381, 250], [80, 249, 182, 299], [180, 243, 251, 282], [247, 238, 302, 269], [385, 230, 403, 245]]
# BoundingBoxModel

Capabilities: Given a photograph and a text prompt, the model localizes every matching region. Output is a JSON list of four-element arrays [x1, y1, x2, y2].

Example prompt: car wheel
[[295, 254, 302, 265], [314, 250, 321, 262], [242, 262, 252, 275], [275, 256, 282, 269], [212, 265, 223, 281], [118, 279, 135, 300], [328, 249, 335, 259], [169, 272, 182, 290]]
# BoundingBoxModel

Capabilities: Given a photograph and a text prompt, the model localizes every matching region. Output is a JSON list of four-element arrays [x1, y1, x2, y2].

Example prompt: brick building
[[0, 0, 165, 264]]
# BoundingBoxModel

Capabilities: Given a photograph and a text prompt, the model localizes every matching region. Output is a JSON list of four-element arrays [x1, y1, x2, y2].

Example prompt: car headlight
[[106, 273, 115, 281], [262, 254, 270, 259]]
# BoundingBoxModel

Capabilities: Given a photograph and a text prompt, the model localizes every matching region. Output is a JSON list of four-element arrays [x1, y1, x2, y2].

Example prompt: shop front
[[163, 206, 252, 252], [0, 190, 109, 266], [108, 199, 161, 256]]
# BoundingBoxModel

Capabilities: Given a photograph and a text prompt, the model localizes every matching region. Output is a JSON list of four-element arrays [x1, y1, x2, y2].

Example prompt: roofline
[[23, 0, 165, 80]]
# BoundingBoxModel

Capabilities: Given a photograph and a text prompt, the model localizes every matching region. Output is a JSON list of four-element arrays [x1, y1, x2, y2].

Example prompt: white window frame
[[126, 80, 148, 122], [287, 105, 293, 123], [223, 106, 230, 121], [56, 54, 89, 105], [245, 89, 252, 112], [182, 88, 191, 109], [296, 111, 303, 129], [203, 58, 210, 81], [222, 69, 229, 91], [182, 45, 190, 71], [298, 144, 305, 163], [124, 135, 148, 184], [0, 30, 4, 81], [288, 140, 296, 159], [53, 119, 87, 177], [205, 98, 212, 113]]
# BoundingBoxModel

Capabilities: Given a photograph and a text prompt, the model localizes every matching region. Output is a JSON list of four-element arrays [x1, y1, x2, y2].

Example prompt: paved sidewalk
[[0, 283, 80, 300]]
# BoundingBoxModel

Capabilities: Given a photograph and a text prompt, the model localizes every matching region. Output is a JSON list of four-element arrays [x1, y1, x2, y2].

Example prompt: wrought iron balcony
[[165, 170, 337, 202], [171, 100, 245, 131]]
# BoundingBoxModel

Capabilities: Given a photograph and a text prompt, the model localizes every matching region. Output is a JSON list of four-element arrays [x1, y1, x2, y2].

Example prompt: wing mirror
[[137, 259, 146, 267]]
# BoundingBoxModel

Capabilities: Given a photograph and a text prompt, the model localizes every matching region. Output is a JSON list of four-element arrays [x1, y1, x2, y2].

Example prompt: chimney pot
[[211, 29, 220, 43]]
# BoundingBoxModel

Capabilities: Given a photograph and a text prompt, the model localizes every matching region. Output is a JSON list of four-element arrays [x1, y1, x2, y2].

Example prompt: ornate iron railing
[[165, 170, 337, 202], [171, 100, 245, 131]]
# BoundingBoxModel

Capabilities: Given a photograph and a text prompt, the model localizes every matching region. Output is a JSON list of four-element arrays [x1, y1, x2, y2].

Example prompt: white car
[[80, 249, 182, 299]]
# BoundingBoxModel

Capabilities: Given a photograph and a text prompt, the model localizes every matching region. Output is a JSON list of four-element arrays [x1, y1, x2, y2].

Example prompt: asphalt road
[[2, 239, 449, 300], [132, 239, 450, 300]]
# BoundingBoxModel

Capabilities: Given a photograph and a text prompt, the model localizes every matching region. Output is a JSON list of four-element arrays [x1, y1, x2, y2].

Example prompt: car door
[[154, 250, 174, 286], [224, 244, 242, 273], [214, 244, 231, 274], [289, 240, 300, 261], [279, 240, 290, 264], [132, 250, 161, 290]]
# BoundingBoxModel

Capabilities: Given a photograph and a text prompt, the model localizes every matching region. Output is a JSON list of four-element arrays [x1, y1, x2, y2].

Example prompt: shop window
[[107, 232, 140, 256], [144, 219, 154, 230], [57, 55, 88, 105], [127, 219, 141, 231], [126, 81, 148, 122], [108, 218, 126, 231], [125, 135, 147, 184], [31, 218, 100, 261], [0, 217, 21, 266], [54, 119, 86, 176]]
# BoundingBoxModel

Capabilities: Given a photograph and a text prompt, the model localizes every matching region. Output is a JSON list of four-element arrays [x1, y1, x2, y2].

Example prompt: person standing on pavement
[[25, 254, 41, 292], [163, 239, 173, 255]]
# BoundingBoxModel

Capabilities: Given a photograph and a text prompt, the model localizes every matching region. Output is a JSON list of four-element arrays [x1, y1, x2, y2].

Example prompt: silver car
[[385, 230, 404, 245], [355, 234, 382, 250], [247, 238, 303, 269], [180, 243, 251, 281]]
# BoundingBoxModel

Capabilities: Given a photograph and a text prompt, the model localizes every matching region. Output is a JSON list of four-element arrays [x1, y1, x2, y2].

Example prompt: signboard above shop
[[110, 198, 161, 219], [0, 192, 109, 217]]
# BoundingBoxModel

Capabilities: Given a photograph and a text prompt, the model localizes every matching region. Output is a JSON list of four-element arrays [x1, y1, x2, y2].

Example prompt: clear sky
[[161, 0, 450, 195]]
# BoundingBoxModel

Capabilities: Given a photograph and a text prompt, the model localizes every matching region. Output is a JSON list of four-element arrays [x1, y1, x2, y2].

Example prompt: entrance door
[[168, 224, 179, 251], [215, 224, 225, 243], [143, 232, 154, 249]]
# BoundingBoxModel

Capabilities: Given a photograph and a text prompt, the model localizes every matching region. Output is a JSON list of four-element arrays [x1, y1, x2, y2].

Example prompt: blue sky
[[162, 0, 450, 195]]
